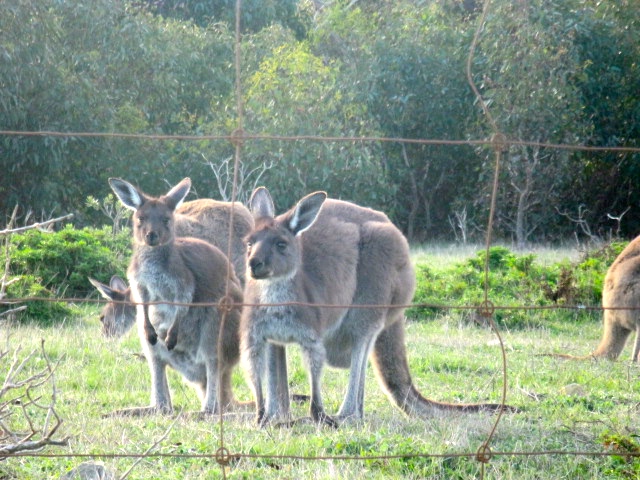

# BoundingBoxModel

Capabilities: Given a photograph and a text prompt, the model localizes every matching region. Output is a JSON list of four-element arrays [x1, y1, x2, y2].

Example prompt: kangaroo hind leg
[[335, 314, 382, 423], [302, 343, 337, 428], [632, 324, 640, 363]]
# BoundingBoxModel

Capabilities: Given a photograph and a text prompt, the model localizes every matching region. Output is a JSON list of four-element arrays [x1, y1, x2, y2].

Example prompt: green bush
[[1, 224, 131, 323], [4, 274, 72, 324], [410, 244, 621, 329]]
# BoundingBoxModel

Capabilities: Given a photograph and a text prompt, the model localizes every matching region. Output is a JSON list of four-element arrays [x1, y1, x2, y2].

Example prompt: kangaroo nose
[[145, 231, 159, 246], [249, 258, 268, 279]]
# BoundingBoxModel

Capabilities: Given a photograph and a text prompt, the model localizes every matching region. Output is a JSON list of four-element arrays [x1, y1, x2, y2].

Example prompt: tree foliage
[[469, 0, 591, 247], [1, 0, 639, 243]]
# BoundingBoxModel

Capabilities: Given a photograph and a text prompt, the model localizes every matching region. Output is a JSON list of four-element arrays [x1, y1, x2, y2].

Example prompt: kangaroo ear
[[249, 187, 275, 220], [109, 275, 128, 292], [164, 178, 191, 210], [288, 191, 327, 236], [89, 277, 117, 301], [109, 178, 145, 211]]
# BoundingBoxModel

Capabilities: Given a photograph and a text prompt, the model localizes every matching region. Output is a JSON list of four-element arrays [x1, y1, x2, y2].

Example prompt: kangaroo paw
[[317, 413, 338, 429], [165, 327, 178, 351], [144, 323, 158, 345]]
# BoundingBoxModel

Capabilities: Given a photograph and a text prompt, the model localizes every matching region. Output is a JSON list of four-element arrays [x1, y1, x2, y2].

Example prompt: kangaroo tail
[[370, 320, 517, 417], [589, 310, 632, 361]]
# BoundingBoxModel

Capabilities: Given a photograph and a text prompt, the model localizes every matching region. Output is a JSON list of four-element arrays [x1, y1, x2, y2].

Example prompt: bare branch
[[203, 155, 273, 204], [0, 213, 73, 236], [0, 306, 27, 319], [556, 205, 600, 246], [607, 206, 631, 239], [0, 338, 69, 458]]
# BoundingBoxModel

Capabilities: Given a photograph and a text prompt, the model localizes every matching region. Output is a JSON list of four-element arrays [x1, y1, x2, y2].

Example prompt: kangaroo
[[594, 236, 640, 361], [89, 275, 131, 337], [108, 177, 244, 415], [89, 198, 253, 338], [241, 187, 512, 427], [550, 237, 640, 362]]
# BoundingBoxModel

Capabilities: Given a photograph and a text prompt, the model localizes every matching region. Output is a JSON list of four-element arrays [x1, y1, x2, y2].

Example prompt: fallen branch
[[0, 306, 27, 319]]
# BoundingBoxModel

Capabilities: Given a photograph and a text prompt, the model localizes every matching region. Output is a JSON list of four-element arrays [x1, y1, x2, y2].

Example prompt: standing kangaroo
[[592, 237, 640, 361], [543, 238, 640, 363], [109, 177, 244, 415], [90, 198, 253, 338], [241, 187, 510, 427]]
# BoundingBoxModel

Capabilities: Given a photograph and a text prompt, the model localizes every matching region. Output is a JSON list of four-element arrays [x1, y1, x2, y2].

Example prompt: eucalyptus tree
[[0, 0, 235, 222], [239, 34, 390, 213], [564, 1, 640, 237], [136, 0, 311, 38], [468, 0, 591, 247], [311, 1, 479, 241]]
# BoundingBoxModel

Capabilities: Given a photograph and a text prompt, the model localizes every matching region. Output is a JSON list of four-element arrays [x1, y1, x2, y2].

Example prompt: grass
[[2, 245, 639, 479]]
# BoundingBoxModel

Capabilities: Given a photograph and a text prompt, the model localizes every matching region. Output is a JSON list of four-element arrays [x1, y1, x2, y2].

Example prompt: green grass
[[2, 244, 639, 479], [2, 310, 639, 479]]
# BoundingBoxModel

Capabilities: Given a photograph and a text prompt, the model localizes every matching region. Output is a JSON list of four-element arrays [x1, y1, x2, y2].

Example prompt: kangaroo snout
[[249, 258, 269, 279], [145, 231, 160, 246]]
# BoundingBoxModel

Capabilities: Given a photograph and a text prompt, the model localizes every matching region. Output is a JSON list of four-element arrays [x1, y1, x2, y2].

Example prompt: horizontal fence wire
[[2, 295, 636, 312], [1, 129, 639, 153], [1, 0, 639, 478]]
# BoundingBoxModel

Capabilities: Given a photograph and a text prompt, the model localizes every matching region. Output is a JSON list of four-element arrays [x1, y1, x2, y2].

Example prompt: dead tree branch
[[0, 338, 69, 458], [0, 213, 73, 237]]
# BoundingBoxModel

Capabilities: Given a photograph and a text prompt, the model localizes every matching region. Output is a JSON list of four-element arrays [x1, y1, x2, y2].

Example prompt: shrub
[[1, 225, 131, 323], [410, 244, 617, 329]]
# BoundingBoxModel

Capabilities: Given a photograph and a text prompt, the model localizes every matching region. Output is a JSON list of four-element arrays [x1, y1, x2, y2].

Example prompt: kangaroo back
[[175, 198, 253, 285]]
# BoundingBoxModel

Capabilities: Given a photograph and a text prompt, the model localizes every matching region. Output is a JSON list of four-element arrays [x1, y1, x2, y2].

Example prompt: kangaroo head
[[246, 187, 326, 280], [89, 275, 135, 337], [109, 177, 191, 247]]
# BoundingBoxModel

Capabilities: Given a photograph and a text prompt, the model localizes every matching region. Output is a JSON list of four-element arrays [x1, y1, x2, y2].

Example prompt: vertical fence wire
[[214, 0, 245, 477], [465, 1, 509, 475]]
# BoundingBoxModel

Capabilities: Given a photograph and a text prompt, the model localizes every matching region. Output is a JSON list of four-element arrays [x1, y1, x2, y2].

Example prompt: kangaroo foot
[[291, 393, 310, 403], [102, 405, 171, 418], [267, 415, 338, 429]]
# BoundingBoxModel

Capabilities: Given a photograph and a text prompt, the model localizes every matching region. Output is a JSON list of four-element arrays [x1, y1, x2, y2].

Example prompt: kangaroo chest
[[251, 278, 348, 345], [129, 246, 195, 334]]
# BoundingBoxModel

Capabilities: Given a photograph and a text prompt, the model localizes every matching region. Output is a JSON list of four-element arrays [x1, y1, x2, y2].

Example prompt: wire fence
[[2, 0, 640, 478]]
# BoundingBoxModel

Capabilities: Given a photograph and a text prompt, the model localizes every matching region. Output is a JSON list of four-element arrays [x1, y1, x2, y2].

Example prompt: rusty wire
[[212, 0, 247, 477], [1, 129, 638, 153]]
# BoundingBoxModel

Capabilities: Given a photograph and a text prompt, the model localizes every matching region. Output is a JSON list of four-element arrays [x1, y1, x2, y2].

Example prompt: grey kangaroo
[[548, 236, 640, 362], [241, 187, 512, 427], [109, 177, 244, 415], [594, 236, 640, 361], [90, 197, 253, 338]]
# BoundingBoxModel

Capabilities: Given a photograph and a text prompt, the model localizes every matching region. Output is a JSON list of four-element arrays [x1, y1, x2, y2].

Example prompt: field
[[1, 246, 639, 479]]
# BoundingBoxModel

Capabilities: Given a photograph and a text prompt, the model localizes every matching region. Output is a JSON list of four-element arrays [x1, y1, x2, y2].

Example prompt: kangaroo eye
[[163, 217, 170, 226], [276, 241, 287, 252]]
